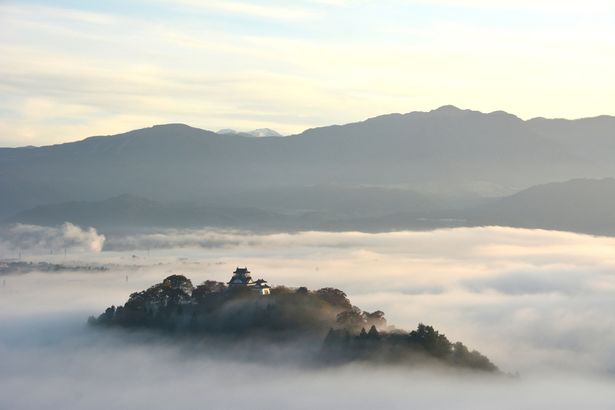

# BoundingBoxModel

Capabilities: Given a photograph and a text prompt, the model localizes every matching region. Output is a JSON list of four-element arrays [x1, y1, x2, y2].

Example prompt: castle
[[227, 267, 271, 295]]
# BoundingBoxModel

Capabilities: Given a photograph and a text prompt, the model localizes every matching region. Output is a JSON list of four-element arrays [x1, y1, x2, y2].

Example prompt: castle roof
[[227, 268, 271, 291]]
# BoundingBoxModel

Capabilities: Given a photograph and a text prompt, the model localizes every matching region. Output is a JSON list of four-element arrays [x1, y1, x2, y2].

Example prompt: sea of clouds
[[1, 225, 615, 409]]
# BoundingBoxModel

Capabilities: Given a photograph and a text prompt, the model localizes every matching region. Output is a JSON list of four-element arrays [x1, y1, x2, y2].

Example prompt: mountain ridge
[[3, 105, 614, 149], [7, 178, 615, 237], [1, 106, 614, 222]]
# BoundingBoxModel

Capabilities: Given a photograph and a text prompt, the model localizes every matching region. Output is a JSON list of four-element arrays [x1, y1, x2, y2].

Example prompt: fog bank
[[1, 226, 615, 408]]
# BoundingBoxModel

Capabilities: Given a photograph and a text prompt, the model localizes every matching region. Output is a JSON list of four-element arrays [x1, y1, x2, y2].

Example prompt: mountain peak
[[432, 105, 462, 113], [429, 106, 521, 121], [151, 123, 192, 129], [217, 128, 238, 134], [428, 105, 478, 117], [217, 128, 282, 137], [249, 128, 282, 137]]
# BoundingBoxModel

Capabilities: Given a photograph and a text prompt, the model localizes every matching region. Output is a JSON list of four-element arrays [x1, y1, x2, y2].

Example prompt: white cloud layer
[[2, 226, 615, 407], [1, 323, 614, 410]]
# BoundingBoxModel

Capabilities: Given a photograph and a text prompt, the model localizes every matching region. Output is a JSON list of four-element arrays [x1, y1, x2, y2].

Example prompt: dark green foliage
[[162, 275, 194, 294], [408, 323, 452, 358], [315, 288, 352, 309], [192, 280, 227, 302], [364, 310, 386, 329], [270, 286, 294, 295], [336, 307, 365, 330], [321, 322, 498, 372], [335, 308, 388, 332], [367, 325, 380, 340], [450, 342, 498, 371], [91, 275, 350, 338], [90, 274, 498, 372]]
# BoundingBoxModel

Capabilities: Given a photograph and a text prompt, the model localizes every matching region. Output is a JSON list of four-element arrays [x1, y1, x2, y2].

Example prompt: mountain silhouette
[[1, 106, 613, 223]]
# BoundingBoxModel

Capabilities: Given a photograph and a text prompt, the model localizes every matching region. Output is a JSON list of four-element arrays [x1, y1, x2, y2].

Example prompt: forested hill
[[91, 273, 499, 373]]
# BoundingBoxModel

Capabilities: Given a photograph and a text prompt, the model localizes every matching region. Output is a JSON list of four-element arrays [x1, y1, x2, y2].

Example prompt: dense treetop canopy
[[90, 273, 498, 373]]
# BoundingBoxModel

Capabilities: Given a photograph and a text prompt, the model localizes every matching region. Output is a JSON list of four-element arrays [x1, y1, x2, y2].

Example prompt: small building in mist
[[227, 267, 271, 295]]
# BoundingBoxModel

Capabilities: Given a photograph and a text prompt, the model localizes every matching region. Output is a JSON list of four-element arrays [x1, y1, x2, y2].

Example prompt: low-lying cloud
[[1, 226, 615, 408], [0, 222, 105, 254], [1, 323, 614, 410]]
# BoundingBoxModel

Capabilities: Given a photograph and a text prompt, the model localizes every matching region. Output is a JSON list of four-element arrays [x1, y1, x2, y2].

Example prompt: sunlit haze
[[1, 0, 614, 146], [2, 2, 615, 409]]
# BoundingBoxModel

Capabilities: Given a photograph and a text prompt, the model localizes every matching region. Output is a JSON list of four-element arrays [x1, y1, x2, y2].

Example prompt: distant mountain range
[[464, 178, 615, 235], [1, 106, 614, 235], [6, 194, 285, 231], [340, 178, 615, 236], [217, 128, 282, 137], [7, 178, 615, 236]]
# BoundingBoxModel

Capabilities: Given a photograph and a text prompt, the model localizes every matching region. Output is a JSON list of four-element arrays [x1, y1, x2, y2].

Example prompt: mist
[[0, 222, 105, 254], [2, 226, 615, 408], [3, 0, 614, 407]]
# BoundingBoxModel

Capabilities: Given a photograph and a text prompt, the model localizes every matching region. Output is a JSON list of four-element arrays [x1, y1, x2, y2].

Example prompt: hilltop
[[90, 267, 498, 373]]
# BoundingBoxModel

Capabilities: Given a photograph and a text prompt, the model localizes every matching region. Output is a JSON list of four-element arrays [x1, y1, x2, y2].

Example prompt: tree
[[364, 310, 386, 329], [316, 288, 352, 309], [336, 307, 365, 330], [270, 286, 293, 295], [367, 325, 380, 340], [408, 323, 452, 358], [162, 274, 194, 295], [451, 342, 498, 371], [193, 280, 226, 301]]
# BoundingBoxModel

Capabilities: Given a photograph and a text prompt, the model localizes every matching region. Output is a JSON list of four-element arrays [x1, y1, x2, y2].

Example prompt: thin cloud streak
[[1, 1, 614, 145], [170, 0, 319, 20]]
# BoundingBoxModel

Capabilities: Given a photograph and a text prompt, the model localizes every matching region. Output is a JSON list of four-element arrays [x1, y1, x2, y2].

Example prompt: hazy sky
[[1, 0, 614, 146]]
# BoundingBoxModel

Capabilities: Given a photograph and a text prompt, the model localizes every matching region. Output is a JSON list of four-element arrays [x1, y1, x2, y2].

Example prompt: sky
[[1, 0, 614, 146]]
